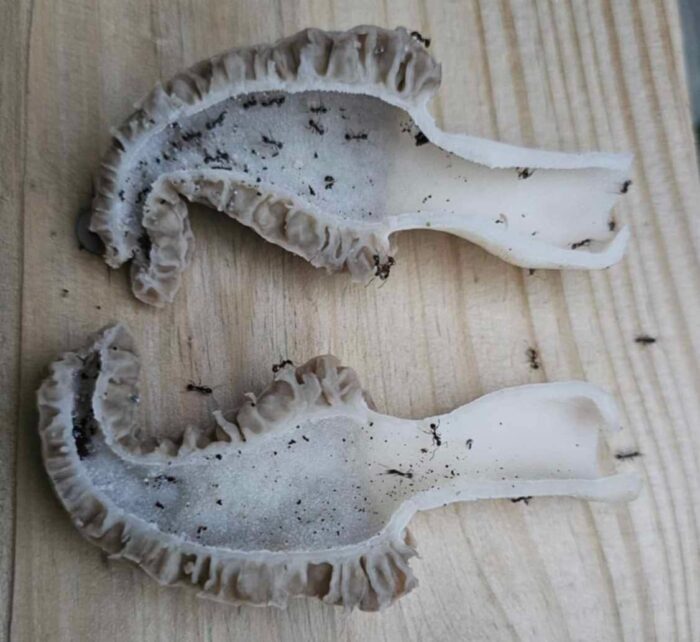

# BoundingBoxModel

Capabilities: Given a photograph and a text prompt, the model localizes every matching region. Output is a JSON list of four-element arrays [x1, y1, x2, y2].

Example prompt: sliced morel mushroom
[[38, 325, 641, 610], [87, 25, 633, 306]]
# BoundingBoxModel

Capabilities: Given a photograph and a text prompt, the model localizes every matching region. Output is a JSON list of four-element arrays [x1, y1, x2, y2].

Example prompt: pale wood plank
[[4, 1, 699, 640]]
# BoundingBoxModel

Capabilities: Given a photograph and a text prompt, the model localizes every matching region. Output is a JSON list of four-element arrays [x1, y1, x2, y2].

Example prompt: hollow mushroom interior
[[118, 90, 623, 253]]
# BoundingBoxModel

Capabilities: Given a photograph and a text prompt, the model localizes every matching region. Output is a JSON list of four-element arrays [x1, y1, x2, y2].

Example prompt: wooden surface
[[2, 1, 699, 640]]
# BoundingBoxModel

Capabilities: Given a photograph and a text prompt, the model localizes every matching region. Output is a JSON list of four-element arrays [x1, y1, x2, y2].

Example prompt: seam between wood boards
[[7, 0, 34, 639], [633, 0, 700, 260], [657, 0, 700, 181], [653, 0, 696, 148], [659, 0, 693, 95]]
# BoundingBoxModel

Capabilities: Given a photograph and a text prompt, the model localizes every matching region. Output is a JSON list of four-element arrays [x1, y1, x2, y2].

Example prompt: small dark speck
[[414, 130, 429, 146], [216, 499, 223, 505], [620, 179, 632, 194], [609, 219, 617, 231], [61, 288, 69, 297], [517, 167, 535, 179], [308, 185, 316, 196], [215, 454, 222, 460], [345, 131, 368, 141], [181, 130, 202, 143], [465, 439, 473, 450], [261, 96, 286, 107], [635, 335, 656, 345], [511, 496, 532, 505], [155, 501, 165, 509]]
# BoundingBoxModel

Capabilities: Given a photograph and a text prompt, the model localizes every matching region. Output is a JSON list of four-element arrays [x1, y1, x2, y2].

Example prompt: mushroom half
[[87, 26, 633, 306], [38, 325, 641, 610]]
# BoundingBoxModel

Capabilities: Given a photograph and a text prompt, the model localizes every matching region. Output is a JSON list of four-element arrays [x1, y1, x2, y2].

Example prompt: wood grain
[[3, 1, 699, 640]]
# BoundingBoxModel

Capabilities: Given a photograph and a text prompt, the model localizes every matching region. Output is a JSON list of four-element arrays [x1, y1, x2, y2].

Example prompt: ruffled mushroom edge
[[38, 324, 418, 611]]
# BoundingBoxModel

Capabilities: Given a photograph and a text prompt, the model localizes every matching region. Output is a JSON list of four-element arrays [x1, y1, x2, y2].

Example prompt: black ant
[[571, 238, 591, 250], [272, 359, 294, 373], [385, 468, 414, 479], [526, 347, 540, 370], [308, 119, 325, 135], [615, 451, 642, 460], [186, 382, 213, 395], [410, 31, 431, 47], [373, 254, 395, 280], [428, 420, 442, 447]]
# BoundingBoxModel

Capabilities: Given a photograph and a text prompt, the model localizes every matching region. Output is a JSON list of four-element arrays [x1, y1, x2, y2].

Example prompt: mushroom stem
[[368, 382, 641, 512]]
